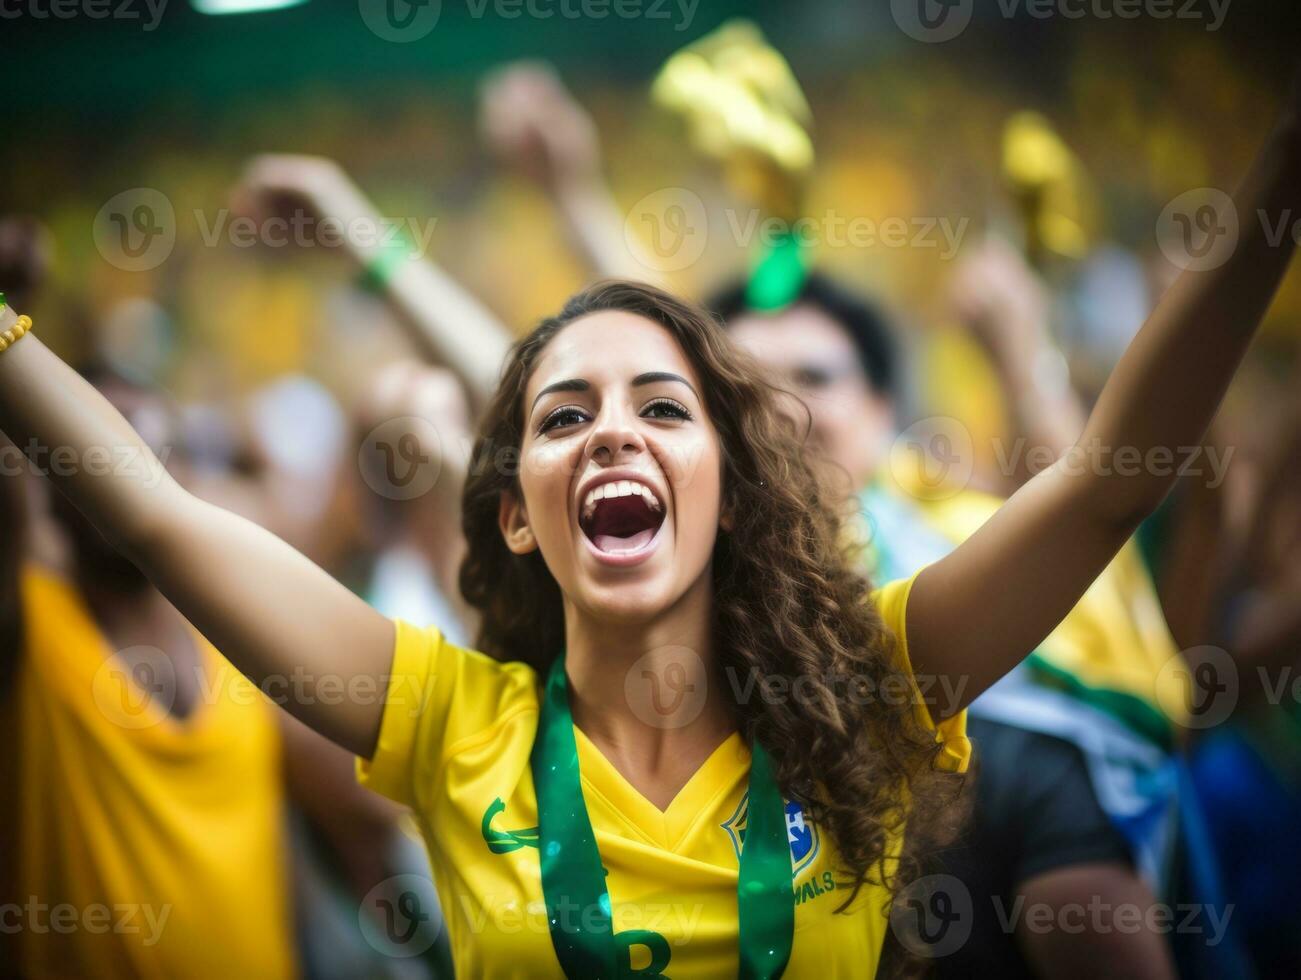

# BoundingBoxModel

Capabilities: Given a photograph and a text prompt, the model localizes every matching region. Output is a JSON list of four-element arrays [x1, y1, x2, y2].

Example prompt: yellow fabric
[[917, 488, 1188, 727], [359, 571, 967, 979], [1, 567, 295, 980]]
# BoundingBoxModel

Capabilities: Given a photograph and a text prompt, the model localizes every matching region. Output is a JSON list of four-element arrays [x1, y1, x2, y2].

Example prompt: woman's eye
[[793, 365, 836, 390], [539, 406, 590, 434], [641, 398, 693, 422]]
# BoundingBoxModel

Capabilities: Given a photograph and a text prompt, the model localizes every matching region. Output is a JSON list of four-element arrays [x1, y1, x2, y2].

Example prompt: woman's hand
[[233, 154, 377, 264], [949, 237, 1085, 473], [479, 60, 661, 284], [949, 237, 1052, 364], [479, 62, 603, 194]]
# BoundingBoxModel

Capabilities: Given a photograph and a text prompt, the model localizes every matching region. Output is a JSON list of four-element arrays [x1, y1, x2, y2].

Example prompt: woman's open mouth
[[579, 479, 666, 561]]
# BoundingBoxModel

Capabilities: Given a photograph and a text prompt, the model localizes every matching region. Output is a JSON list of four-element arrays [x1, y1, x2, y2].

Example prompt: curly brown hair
[[460, 280, 963, 914]]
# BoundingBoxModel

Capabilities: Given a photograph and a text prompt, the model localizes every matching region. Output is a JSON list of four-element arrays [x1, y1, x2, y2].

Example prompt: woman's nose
[[586, 403, 644, 465]]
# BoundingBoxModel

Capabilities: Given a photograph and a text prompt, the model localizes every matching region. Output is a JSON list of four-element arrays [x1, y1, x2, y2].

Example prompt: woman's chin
[[564, 521, 712, 624], [577, 577, 676, 623]]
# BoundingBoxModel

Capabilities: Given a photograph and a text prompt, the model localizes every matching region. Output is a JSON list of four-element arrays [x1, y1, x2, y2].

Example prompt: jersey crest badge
[[721, 792, 820, 876]]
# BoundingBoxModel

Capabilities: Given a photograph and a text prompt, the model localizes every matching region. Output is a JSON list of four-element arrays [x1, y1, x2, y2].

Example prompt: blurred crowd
[[3, 21, 1301, 980]]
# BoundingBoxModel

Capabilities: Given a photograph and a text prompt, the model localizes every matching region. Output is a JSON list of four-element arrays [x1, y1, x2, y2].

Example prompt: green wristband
[[357, 235, 417, 294]]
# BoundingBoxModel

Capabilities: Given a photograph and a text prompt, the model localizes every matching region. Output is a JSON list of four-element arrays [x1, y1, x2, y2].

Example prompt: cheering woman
[[1, 80, 1298, 977]]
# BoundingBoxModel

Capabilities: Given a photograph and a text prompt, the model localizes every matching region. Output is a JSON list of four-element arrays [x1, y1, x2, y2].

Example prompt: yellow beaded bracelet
[[0, 315, 33, 354]]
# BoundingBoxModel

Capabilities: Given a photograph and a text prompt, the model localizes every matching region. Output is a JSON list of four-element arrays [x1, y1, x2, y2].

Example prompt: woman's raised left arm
[[907, 76, 1301, 713]]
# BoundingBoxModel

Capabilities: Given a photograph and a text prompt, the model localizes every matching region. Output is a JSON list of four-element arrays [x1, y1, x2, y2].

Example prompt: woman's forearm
[[993, 334, 1086, 478], [0, 316, 184, 547], [0, 310, 395, 754], [318, 178, 512, 407], [554, 176, 665, 286], [1079, 113, 1301, 527], [379, 258, 513, 407]]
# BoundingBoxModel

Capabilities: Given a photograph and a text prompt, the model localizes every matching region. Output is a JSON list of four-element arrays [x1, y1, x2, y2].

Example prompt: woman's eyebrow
[[632, 372, 698, 398], [531, 378, 590, 413]]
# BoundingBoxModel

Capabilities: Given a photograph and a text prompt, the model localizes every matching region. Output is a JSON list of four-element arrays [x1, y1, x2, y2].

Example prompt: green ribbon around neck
[[530, 654, 794, 979]]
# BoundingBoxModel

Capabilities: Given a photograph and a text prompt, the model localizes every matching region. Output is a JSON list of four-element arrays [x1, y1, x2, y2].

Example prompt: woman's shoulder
[[444, 633, 542, 706], [361, 623, 544, 807], [392, 619, 529, 668], [389, 619, 543, 724]]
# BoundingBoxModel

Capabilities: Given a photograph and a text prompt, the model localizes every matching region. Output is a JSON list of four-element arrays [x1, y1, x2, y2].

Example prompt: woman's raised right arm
[[0, 304, 396, 756]]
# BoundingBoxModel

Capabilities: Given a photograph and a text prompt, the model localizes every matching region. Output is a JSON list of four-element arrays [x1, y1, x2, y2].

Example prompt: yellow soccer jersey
[[0, 567, 295, 980], [359, 571, 969, 978]]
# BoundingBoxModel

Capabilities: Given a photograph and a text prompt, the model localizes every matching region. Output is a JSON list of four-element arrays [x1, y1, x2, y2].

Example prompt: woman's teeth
[[580, 480, 663, 523]]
